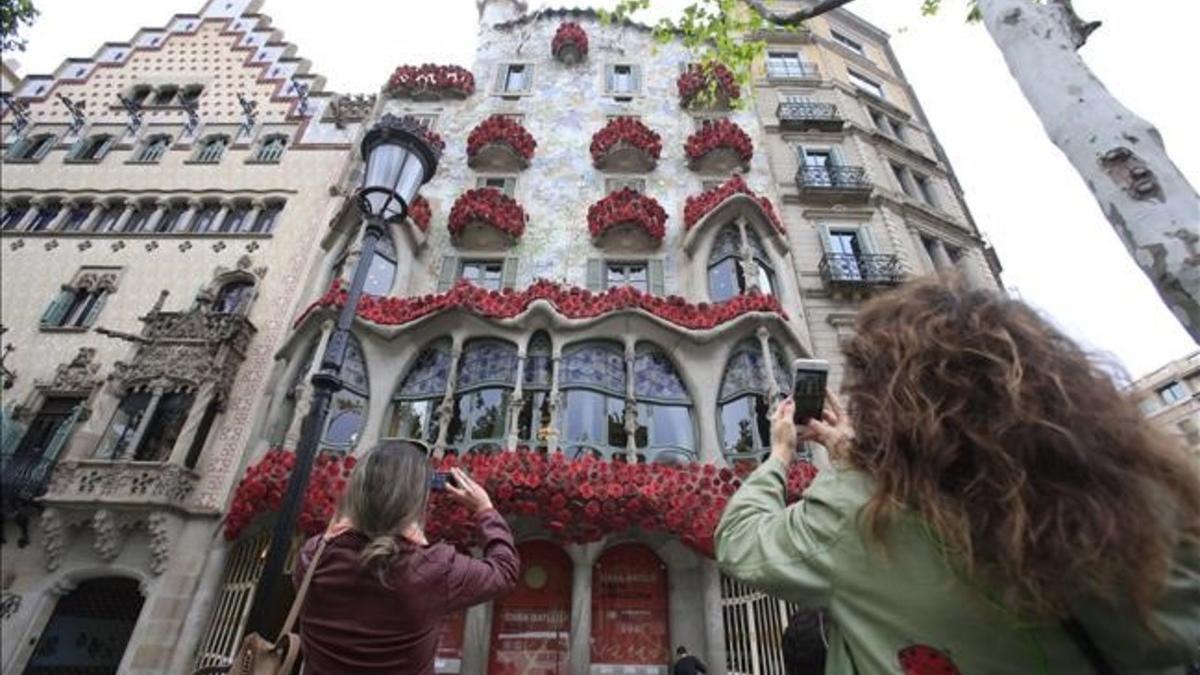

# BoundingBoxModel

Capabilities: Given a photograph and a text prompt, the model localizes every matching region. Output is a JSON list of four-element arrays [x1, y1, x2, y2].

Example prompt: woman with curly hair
[[716, 278, 1200, 674]]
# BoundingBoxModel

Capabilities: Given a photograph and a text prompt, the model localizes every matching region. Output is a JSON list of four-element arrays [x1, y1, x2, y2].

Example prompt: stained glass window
[[561, 341, 628, 460], [396, 340, 452, 398], [561, 342, 626, 395], [708, 223, 777, 301], [519, 332, 554, 445], [324, 333, 369, 452], [632, 344, 695, 462], [389, 339, 452, 444], [524, 332, 553, 389], [457, 340, 519, 390], [450, 340, 519, 453], [718, 339, 789, 464], [633, 346, 689, 403]]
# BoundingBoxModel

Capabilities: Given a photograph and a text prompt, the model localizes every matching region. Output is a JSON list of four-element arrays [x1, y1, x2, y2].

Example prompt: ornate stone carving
[[74, 271, 119, 292], [90, 508, 124, 561], [322, 93, 377, 129], [0, 592, 20, 620], [41, 508, 65, 572], [46, 460, 199, 508], [146, 512, 172, 575], [14, 347, 102, 421]]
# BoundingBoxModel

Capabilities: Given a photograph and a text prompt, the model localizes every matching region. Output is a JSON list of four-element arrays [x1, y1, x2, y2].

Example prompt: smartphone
[[792, 358, 830, 425], [430, 471, 458, 492]]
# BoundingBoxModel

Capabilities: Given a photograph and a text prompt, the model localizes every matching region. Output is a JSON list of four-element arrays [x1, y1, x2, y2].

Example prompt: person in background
[[293, 440, 520, 675], [782, 609, 829, 675], [715, 278, 1200, 674], [672, 645, 708, 675]]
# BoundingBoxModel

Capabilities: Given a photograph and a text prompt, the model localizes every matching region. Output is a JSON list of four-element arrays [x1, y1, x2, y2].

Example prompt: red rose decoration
[[590, 117, 662, 167], [586, 188, 667, 242], [408, 195, 431, 232], [677, 62, 740, 108], [467, 115, 537, 165], [684, 118, 753, 168], [385, 64, 475, 99], [551, 22, 589, 63], [447, 187, 527, 242], [683, 174, 784, 233]]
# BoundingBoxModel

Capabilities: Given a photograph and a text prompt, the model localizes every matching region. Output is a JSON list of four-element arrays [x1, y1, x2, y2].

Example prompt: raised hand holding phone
[[444, 467, 494, 515], [799, 392, 855, 461]]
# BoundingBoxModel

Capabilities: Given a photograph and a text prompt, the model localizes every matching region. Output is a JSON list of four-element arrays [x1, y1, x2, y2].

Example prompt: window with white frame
[[831, 29, 866, 55], [476, 175, 517, 197], [1158, 381, 1189, 405], [605, 177, 645, 194], [847, 69, 884, 99], [437, 256, 518, 292], [459, 259, 505, 290], [605, 64, 641, 97], [253, 134, 287, 163], [819, 224, 878, 281], [604, 261, 648, 292], [362, 228, 398, 295], [587, 258, 664, 295], [497, 63, 532, 95], [766, 52, 812, 79], [913, 172, 938, 206]]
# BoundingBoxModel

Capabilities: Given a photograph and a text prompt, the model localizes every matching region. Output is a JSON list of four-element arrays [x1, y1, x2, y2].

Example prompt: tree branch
[[743, 0, 860, 26]]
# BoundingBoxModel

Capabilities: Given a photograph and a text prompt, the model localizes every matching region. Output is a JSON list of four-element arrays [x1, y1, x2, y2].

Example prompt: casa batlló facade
[[0, 1, 999, 674]]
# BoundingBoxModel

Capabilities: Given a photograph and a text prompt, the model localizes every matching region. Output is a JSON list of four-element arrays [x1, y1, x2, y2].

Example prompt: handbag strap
[[279, 535, 330, 636], [1062, 616, 1118, 675]]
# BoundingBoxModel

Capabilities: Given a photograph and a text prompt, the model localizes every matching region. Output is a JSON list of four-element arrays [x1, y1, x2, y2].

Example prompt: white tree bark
[[978, 0, 1200, 341]]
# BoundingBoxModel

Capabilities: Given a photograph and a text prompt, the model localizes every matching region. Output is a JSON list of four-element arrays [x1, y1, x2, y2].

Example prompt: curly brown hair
[[840, 278, 1200, 619]]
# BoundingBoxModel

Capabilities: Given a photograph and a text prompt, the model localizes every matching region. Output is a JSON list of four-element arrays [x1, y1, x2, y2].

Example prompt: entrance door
[[488, 541, 573, 675], [24, 577, 145, 675], [591, 543, 670, 674]]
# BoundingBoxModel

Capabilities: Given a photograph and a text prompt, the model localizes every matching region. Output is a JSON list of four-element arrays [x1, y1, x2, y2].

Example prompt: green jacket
[[715, 457, 1200, 674]]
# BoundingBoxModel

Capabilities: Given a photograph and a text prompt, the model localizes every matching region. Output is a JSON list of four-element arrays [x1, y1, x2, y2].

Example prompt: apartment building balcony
[[765, 62, 821, 84], [1, 453, 56, 507], [776, 101, 844, 132], [819, 253, 903, 289], [795, 166, 872, 203], [43, 459, 198, 509]]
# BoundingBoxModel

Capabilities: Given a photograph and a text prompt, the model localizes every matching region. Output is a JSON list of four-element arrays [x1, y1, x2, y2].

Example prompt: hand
[[770, 398, 799, 465], [798, 392, 855, 460], [445, 467, 494, 515]]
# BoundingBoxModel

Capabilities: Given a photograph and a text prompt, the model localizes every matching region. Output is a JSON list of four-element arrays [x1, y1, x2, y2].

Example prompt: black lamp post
[[246, 114, 440, 635]]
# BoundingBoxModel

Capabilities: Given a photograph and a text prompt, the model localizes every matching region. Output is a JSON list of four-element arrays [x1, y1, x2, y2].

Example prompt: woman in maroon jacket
[[293, 440, 520, 675]]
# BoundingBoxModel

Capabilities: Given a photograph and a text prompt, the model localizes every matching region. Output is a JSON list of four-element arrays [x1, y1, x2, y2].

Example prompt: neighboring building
[[1131, 350, 1200, 460], [0, 1, 357, 673]]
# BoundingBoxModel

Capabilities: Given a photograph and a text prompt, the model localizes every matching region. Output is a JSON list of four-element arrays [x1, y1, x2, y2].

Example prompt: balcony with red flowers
[[677, 62, 741, 109], [384, 64, 475, 100], [467, 115, 537, 172], [682, 175, 787, 257], [685, 118, 753, 174], [590, 117, 661, 173], [448, 188, 527, 249], [552, 22, 588, 65], [587, 188, 668, 250]]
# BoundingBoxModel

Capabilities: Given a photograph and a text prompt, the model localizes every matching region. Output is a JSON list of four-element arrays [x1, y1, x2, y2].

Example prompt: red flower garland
[[677, 62, 741, 108], [385, 64, 475, 98], [589, 117, 662, 166], [408, 195, 431, 232], [447, 188, 527, 242], [224, 447, 817, 557], [301, 278, 787, 330], [685, 118, 753, 166], [587, 188, 668, 242], [467, 115, 537, 162], [419, 128, 446, 154], [684, 174, 784, 233], [551, 22, 589, 62]]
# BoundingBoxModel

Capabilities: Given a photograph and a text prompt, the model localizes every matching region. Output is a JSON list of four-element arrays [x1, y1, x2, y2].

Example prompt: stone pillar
[[47, 202, 72, 231], [112, 202, 136, 233], [546, 352, 563, 453], [143, 201, 166, 233], [433, 339, 464, 457], [958, 248, 990, 289], [505, 348, 527, 449], [567, 543, 600, 675], [910, 228, 936, 274], [929, 238, 954, 272], [212, 203, 231, 233], [243, 202, 263, 234], [124, 386, 165, 461], [178, 201, 199, 233], [14, 202, 38, 231], [700, 560, 728, 675], [168, 382, 215, 466], [460, 601, 492, 675], [623, 340, 638, 460]]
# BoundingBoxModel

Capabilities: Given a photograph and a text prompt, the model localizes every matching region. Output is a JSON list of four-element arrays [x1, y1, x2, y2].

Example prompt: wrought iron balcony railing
[[796, 166, 871, 192], [1, 453, 56, 506], [819, 253, 903, 287], [776, 102, 842, 130]]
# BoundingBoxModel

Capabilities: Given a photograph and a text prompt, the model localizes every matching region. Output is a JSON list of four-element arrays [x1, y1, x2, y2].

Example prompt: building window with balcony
[[446, 339, 519, 455], [388, 339, 452, 446], [1, 397, 83, 504], [438, 256, 518, 291], [61, 201, 95, 231], [913, 172, 939, 207], [817, 224, 898, 286], [134, 134, 172, 163], [831, 29, 866, 56], [797, 144, 866, 189], [69, 133, 115, 162], [605, 64, 641, 99], [707, 224, 774, 302], [189, 202, 221, 233], [213, 279, 255, 314], [560, 341, 628, 460], [1159, 381, 1189, 405], [95, 389, 195, 462], [5, 133, 56, 161], [497, 63, 533, 95], [1, 201, 32, 230], [606, 261, 647, 292], [193, 135, 229, 164], [718, 339, 791, 465], [253, 134, 287, 163], [847, 69, 885, 99], [41, 272, 115, 330], [766, 51, 813, 80], [476, 175, 517, 197], [632, 343, 695, 464], [459, 259, 504, 290], [27, 202, 63, 232], [250, 200, 284, 233]]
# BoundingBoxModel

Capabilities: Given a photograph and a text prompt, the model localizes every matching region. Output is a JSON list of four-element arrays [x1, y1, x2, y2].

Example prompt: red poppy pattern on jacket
[[685, 118, 753, 165], [466, 115, 537, 162], [447, 188, 527, 241], [385, 64, 475, 98], [683, 174, 784, 233], [552, 22, 589, 61], [677, 62, 740, 107], [590, 117, 663, 165], [587, 187, 668, 242], [898, 645, 963, 675], [297, 278, 787, 330], [225, 448, 817, 558]]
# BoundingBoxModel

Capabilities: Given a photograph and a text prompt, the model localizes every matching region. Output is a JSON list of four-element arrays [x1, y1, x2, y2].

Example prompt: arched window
[[388, 339, 452, 445], [135, 134, 172, 163], [25, 577, 144, 673], [213, 279, 254, 314], [5, 132, 56, 161], [254, 133, 287, 162], [322, 333, 369, 453], [447, 339, 519, 454], [707, 222, 777, 302], [516, 332, 554, 448], [250, 200, 284, 233], [362, 229, 397, 295], [128, 84, 153, 105], [560, 341, 627, 460], [152, 84, 179, 106], [179, 84, 204, 105], [193, 135, 229, 164], [718, 339, 792, 465], [1, 200, 32, 230], [70, 133, 115, 162], [632, 343, 695, 464]]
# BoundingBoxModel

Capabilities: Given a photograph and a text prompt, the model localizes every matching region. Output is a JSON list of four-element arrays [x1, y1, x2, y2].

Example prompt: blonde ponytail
[[359, 535, 401, 586]]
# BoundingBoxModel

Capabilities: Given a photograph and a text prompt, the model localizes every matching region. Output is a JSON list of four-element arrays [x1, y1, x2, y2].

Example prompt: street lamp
[[246, 114, 440, 635]]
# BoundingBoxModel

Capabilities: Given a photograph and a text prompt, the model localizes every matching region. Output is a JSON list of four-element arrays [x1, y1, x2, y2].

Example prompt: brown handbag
[[195, 536, 329, 675]]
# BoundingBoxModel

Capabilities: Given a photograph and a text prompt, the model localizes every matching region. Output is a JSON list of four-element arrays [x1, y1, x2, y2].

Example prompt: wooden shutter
[[501, 257, 519, 289], [437, 255, 459, 292], [81, 290, 109, 327], [40, 289, 75, 327], [647, 259, 665, 296], [586, 259, 604, 291], [494, 65, 508, 93], [0, 407, 28, 455], [42, 405, 83, 464]]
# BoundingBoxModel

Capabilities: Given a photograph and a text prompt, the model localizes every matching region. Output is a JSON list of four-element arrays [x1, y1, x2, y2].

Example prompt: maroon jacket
[[293, 509, 519, 675]]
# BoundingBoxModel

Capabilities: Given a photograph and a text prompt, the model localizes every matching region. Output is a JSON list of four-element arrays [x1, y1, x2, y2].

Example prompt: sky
[[7, 0, 1198, 379]]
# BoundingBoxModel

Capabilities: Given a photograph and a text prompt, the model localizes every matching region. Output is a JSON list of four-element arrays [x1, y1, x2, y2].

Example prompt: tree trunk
[[978, 0, 1200, 341]]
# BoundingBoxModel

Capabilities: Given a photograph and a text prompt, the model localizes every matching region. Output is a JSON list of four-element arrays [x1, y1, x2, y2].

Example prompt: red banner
[[435, 610, 465, 673], [489, 541, 573, 675], [590, 543, 670, 669]]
